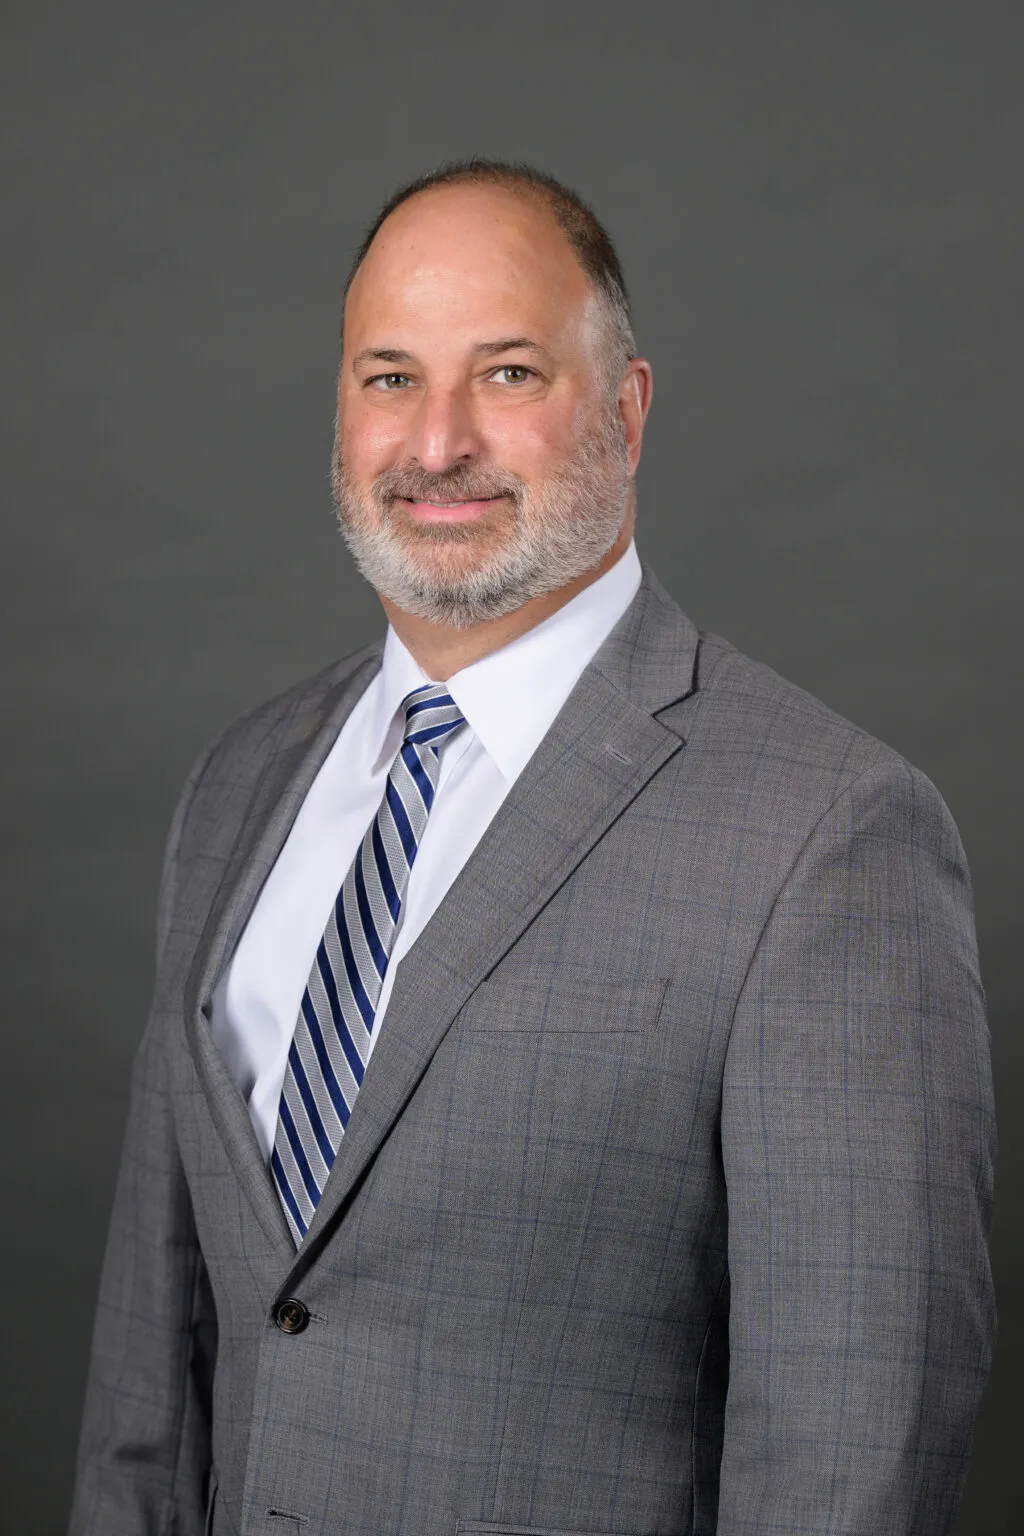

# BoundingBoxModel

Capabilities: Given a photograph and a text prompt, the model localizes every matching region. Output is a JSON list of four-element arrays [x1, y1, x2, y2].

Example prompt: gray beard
[[330, 409, 631, 630]]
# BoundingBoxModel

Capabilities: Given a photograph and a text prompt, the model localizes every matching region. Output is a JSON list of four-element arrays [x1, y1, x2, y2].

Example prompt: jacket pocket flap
[[460, 974, 669, 1033]]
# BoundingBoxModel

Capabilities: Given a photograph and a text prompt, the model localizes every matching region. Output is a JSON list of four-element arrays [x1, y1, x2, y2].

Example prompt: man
[[70, 160, 995, 1536]]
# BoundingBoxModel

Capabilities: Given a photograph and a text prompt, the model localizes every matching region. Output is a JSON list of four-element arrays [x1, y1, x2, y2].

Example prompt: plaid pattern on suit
[[69, 568, 995, 1536]]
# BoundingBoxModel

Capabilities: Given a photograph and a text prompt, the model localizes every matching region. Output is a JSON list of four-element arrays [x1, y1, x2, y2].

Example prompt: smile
[[399, 496, 505, 523]]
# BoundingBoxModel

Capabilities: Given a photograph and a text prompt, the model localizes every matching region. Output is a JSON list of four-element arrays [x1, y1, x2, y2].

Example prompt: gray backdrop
[[2, 2, 1020, 1530]]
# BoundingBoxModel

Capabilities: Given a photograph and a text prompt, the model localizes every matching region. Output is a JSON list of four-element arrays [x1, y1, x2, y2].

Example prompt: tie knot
[[401, 683, 465, 752]]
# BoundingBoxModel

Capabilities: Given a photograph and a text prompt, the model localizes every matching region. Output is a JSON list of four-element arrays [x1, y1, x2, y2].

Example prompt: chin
[[401, 541, 506, 589], [392, 514, 512, 562]]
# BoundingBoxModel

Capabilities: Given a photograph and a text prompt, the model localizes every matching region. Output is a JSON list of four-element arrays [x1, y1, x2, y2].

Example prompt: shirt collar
[[367, 629, 433, 772], [369, 541, 643, 781]]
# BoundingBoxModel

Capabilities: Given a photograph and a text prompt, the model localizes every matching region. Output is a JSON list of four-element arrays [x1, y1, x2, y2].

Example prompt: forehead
[[344, 183, 596, 346]]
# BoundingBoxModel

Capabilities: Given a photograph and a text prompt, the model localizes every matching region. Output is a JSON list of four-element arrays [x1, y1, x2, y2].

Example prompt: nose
[[403, 382, 483, 472]]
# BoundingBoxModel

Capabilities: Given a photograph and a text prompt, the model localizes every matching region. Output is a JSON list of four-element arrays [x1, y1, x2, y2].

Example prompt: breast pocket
[[460, 974, 669, 1034]]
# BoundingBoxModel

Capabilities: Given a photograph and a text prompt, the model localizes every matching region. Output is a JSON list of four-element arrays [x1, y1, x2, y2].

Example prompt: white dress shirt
[[210, 541, 643, 1160]]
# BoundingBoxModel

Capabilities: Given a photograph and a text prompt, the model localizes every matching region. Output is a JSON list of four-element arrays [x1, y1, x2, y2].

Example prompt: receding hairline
[[354, 179, 573, 268], [348, 176, 579, 276], [341, 159, 637, 364]]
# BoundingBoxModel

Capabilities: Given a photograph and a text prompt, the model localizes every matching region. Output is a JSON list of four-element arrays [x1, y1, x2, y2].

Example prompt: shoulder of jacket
[[687, 628, 908, 784], [193, 640, 382, 772]]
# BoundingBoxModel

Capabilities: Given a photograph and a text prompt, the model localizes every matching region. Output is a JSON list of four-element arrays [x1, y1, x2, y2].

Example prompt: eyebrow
[[472, 336, 545, 357], [351, 337, 546, 369], [352, 347, 415, 367]]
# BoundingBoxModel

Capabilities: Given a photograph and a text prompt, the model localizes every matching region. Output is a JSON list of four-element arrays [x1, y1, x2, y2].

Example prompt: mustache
[[372, 462, 526, 507]]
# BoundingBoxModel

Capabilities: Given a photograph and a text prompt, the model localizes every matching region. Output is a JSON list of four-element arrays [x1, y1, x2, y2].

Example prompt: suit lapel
[[293, 572, 700, 1263], [183, 646, 383, 1259]]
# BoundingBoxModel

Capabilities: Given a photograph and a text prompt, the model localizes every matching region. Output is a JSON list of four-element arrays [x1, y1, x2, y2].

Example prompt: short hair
[[343, 158, 637, 365]]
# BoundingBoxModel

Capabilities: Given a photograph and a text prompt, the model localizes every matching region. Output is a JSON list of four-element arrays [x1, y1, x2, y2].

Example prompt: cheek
[[485, 401, 582, 476], [339, 407, 404, 478]]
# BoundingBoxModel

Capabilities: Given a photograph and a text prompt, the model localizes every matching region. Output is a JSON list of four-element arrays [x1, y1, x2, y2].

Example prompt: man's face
[[333, 183, 641, 628]]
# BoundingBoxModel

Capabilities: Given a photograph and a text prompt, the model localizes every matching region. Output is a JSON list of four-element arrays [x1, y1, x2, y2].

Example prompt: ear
[[617, 358, 654, 474]]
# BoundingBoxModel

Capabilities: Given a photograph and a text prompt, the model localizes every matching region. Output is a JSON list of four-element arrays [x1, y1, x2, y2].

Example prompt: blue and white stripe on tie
[[271, 682, 466, 1245]]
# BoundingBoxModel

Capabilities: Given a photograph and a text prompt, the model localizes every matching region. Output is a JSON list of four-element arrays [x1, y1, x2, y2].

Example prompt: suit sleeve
[[69, 748, 219, 1536], [718, 759, 996, 1536]]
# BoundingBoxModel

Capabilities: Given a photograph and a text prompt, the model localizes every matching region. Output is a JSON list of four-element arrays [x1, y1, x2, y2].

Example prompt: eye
[[368, 372, 413, 391], [489, 364, 534, 385]]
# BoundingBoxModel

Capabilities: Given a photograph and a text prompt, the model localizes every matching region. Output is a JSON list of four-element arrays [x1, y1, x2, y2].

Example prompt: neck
[[379, 512, 635, 681]]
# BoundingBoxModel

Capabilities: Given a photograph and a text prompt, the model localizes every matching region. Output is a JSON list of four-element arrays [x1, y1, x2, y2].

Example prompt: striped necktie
[[271, 681, 466, 1245]]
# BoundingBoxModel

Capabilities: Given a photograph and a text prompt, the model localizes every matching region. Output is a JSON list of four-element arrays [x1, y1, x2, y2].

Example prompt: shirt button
[[273, 1298, 310, 1334]]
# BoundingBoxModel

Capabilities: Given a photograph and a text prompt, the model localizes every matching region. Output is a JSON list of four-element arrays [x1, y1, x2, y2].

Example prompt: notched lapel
[[182, 647, 383, 1259], [294, 588, 696, 1266]]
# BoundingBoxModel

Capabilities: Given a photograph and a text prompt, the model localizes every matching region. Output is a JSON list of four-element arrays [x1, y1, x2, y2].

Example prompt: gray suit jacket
[[70, 569, 995, 1536]]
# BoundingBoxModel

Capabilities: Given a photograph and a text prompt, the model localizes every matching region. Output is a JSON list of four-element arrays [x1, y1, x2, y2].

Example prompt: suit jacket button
[[273, 1298, 309, 1334]]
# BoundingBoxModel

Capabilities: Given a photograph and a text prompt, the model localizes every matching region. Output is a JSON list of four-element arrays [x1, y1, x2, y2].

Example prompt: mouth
[[397, 495, 506, 524]]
